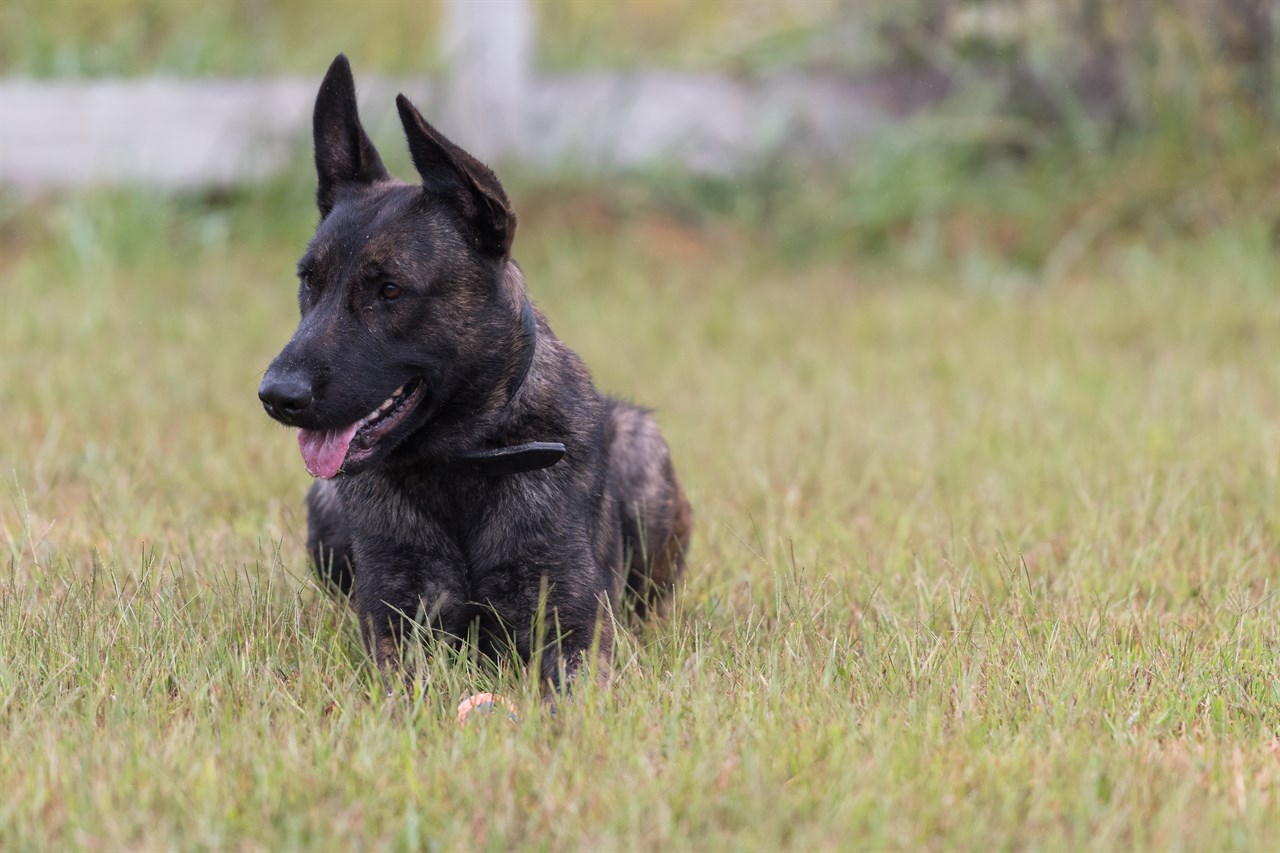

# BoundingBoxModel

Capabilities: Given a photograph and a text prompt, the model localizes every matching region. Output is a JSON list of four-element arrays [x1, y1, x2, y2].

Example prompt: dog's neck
[[449, 270, 565, 476], [509, 293, 538, 409], [495, 261, 538, 412]]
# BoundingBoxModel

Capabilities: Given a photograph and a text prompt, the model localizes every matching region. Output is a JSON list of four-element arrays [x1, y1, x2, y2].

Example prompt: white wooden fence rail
[[0, 0, 944, 190]]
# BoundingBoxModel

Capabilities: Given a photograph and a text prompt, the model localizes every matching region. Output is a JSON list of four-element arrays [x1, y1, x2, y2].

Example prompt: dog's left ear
[[313, 54, 390, 218], [395, 94, 516, 257]]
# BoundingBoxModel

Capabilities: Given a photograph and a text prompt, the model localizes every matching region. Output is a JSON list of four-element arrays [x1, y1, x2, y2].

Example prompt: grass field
[[1, 172, 1276, 850]]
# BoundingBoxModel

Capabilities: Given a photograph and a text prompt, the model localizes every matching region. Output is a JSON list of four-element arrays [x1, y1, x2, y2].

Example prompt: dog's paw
[[456, 693, 518, 728]]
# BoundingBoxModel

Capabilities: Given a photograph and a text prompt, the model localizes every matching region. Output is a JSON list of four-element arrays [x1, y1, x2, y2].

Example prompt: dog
[[258, 55, 692, 691]]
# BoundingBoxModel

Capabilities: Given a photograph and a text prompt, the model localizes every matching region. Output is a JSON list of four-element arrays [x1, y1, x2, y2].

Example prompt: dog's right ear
[[313, 54, 390, 218], [395, 94, 516, 257]]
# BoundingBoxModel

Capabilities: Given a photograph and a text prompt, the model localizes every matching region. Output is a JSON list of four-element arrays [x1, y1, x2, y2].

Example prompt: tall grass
[[1, 174, 1276, 848]]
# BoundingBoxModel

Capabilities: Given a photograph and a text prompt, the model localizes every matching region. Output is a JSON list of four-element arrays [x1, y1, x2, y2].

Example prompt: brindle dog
[[258, 55, 692, 690]]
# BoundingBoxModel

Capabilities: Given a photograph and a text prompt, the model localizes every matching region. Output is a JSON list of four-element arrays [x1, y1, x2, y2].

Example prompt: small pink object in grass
[[457, 693, 518, 727]]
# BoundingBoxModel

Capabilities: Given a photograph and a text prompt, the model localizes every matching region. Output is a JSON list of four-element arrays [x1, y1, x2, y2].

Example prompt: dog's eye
[[379, 282, 403, 301]]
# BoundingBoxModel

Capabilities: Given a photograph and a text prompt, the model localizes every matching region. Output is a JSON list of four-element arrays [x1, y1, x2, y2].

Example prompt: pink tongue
[[297, 423, 361, 479]]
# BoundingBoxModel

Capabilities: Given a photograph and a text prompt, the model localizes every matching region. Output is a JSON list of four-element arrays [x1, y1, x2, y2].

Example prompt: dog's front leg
[[350, 539, 469, 689], [533, 587, 616, 696]]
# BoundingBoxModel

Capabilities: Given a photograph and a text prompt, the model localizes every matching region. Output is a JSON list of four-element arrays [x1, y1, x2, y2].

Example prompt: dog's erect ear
[[395, 94, 516, 257], [313, 54, 390, 218]]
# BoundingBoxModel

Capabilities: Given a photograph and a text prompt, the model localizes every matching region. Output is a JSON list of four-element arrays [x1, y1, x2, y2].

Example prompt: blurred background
[[3, 0, 1275, 266], [5, 0, 1274, 275]]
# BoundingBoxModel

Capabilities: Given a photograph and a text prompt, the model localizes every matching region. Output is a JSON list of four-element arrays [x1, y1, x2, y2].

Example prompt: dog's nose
[[258, 374, 314, 422]]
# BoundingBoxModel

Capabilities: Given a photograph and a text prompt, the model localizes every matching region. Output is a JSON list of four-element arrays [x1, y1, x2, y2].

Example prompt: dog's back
[[607, 400, 692, 620]]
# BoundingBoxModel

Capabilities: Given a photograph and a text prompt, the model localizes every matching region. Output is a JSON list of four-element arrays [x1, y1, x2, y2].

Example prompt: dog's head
[[259, 55, 523, 479]]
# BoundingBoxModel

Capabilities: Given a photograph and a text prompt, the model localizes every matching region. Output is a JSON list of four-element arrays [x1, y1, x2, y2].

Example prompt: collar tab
[[451, 441, 566, 476]]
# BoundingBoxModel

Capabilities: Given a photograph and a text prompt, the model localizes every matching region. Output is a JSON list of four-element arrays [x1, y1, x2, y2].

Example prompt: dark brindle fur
[[258, 56, 691, 689]]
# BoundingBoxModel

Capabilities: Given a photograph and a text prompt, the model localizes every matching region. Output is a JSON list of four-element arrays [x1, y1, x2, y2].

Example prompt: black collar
[[449, 295, 566, 476]]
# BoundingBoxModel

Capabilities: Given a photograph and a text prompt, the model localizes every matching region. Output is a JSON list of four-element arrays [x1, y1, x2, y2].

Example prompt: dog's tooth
[[394, 385, 404, 397]]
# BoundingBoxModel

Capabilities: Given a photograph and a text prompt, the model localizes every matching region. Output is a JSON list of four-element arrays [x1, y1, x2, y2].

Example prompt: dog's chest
[[336, 468, 554, 569]]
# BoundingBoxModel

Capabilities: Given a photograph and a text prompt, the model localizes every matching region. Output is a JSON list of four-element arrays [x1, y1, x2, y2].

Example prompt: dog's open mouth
[[297, 379, 425, 478]]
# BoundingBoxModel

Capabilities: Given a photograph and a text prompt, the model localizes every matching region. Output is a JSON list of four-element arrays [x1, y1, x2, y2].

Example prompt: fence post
[[440, 0, 533, 162]]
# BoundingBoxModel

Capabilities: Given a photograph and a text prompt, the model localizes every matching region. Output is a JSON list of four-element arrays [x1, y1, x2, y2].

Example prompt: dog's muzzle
[[258, 372, 314, 424]]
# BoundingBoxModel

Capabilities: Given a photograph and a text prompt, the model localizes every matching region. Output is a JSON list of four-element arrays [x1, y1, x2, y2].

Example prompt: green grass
[[1, 175, 1276, 849]]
